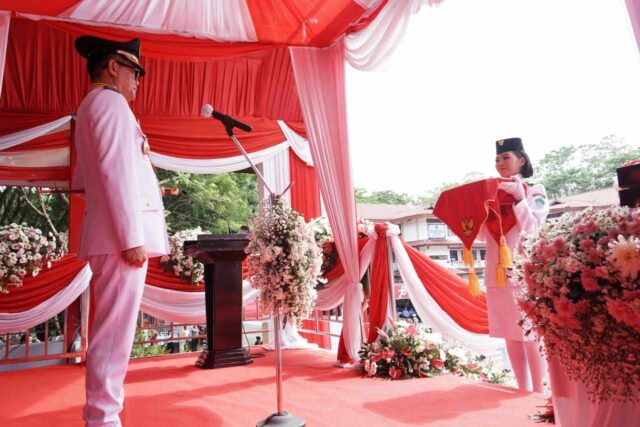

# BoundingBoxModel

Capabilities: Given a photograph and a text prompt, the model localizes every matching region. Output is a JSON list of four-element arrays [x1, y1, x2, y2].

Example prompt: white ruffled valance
[[345, 0, 444, 71], [149, 141, 290, 174], [24, 0, 258, 42]]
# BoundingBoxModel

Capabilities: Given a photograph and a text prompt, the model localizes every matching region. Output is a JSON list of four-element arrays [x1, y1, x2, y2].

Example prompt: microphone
[[200, 104, 252, 134]]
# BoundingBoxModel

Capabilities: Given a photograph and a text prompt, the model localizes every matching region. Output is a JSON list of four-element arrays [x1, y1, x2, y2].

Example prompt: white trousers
[[83, 255, 148, 427]]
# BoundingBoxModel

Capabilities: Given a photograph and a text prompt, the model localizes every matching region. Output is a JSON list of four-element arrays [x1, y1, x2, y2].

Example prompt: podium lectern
[[184, 234, 253, 368]]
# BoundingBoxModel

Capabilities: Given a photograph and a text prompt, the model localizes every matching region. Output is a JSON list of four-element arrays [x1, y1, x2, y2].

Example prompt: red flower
[[389, 366, 402, 379], [371, 353, 382, 363], [401, 349, 413, 356], [431, 359, 444, 370], [381, 349, 395, 361]]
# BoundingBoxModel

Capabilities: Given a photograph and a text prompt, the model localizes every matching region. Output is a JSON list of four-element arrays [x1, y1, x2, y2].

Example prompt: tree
[[157, 170, 258, 233], [355, 188, 415, 205], [536, 135, 640, 199], [0, 187, 68, 241]]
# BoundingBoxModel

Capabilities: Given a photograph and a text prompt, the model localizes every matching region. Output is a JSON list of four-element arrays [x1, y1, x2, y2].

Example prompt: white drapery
[[388, 231, 503, 355], [0, 116, 71, 151], [0, 148, 69, 168], [314, 236, 377, 310], [150, 142, 290, 175], [345, 0, 444, 70], [47, 0, 258, 42], [290, 40, 363, 361], [140, 280, 258, 324], [277, 121, 313, 166], [0, 265, 92, 333], [260, 148, 291, 205], [0, 117, 312, 177]]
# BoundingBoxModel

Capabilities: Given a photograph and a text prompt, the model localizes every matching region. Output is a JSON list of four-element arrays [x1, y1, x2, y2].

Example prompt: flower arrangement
[[245, 200, 322, 326], [159, 227, 205, 285], [513, 206, 640, 402], [308, 217, 335, 288], [308, 217, 374, 289], [359, 320, 509, 384], [0, 223, 63, 293]]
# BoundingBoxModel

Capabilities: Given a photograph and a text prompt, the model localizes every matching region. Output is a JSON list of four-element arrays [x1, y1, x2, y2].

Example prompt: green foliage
[[536, 135, 640, 199], [157, 170, 258, 234], [355, 188, 416, 205], [130, 330, 168, 359], [0, 187, 68, 244]]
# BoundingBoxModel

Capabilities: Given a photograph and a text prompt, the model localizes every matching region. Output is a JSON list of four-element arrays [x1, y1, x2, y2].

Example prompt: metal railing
[[132, 297, 349, 356], [0, 291, 89, 368]]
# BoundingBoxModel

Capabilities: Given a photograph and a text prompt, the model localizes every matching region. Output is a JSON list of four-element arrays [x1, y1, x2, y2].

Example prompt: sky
[[345, 0, 640, 198]]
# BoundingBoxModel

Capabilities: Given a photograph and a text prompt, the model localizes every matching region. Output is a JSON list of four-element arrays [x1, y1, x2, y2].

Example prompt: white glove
[[498, 176, 525, 202]]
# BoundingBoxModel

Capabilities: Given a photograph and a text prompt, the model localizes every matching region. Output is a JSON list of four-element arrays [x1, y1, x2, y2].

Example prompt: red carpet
[[0, 349, 544, 426]]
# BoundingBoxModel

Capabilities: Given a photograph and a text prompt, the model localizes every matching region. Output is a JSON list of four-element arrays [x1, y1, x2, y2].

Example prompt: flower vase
[[549, 357, 640, 427]]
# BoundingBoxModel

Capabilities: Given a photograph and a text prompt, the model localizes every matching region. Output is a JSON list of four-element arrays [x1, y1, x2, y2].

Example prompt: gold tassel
[[495, 264, 507, 287], [499, 236, 513, 268], [468, 269, 481, 296], [463, 246, 474, 267]]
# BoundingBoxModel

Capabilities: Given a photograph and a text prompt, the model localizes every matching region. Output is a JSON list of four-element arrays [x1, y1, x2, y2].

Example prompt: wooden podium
[[184, 234, 253, 368]]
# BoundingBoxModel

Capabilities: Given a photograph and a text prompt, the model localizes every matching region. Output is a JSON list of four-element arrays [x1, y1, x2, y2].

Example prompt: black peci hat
[[495, 137, 524, 155], [75, 35, 146, 77]]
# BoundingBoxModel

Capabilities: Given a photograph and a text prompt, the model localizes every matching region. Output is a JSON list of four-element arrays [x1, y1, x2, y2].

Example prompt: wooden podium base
[[196, 348, 253, 369]]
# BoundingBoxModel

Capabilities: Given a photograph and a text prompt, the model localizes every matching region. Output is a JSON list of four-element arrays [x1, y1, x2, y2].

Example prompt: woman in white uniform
[[483, 137, 549, 392]]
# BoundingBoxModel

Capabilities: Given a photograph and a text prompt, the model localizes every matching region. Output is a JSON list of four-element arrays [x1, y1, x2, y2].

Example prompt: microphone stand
[[218, 121, 303, 427]]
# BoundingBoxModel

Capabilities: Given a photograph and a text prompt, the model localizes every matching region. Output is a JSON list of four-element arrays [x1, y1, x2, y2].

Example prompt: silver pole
[[274, 311, 283, 414], [229, 134, 275, 196]]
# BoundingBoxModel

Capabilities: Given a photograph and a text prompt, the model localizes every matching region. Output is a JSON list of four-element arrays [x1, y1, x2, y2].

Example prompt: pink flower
[[552, 237, 567, 252], [579, 238, 595, 251], [606, 296, 640, 333], [371, 353, 382, 363], [555, 296, 577, 317], [580, 268, 599, 292], [406, 324, 418, 338], [389, 366, 402, 379], [584, 220, 597, 234], [425, 343, 437, 351], [465, 363, 479, 371], [431, 359, 444, 370], [594, 266, 609, 280]]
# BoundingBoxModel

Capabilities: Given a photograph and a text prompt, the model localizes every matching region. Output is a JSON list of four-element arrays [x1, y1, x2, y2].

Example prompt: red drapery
[[403, 242, 489, 334], [367, 224, 390, 342], [289, 148, 321, 221], [0, 1, 369, 47], [145, 257, 204, 292], [246, 0, 366, 46], [1, 19, 303, 123], [0, 1, 80, 15], [0, 255, 87, 313]]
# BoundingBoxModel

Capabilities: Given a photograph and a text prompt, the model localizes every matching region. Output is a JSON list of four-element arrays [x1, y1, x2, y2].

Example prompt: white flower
[[608, 235, 640, 279]]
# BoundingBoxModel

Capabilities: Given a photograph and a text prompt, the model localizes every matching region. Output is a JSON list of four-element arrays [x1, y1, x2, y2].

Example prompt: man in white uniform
[[73, 35, 169, 426]]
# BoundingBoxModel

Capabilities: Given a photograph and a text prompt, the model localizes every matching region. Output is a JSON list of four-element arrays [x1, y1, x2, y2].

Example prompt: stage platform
[[0, 349, 544, 426]]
